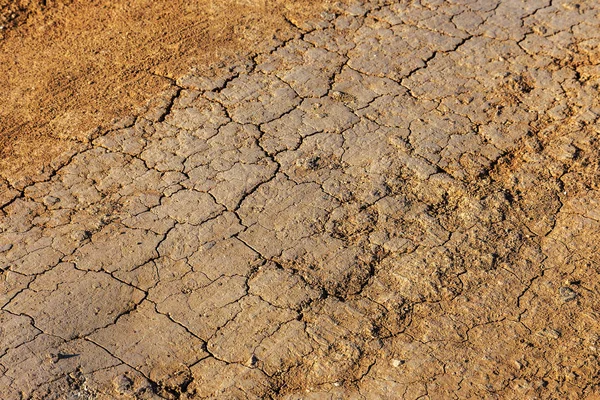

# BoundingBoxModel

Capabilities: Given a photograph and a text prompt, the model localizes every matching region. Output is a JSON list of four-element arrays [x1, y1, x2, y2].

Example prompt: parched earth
[[0, 0, 338, 181], [2, 0, 600, 399]]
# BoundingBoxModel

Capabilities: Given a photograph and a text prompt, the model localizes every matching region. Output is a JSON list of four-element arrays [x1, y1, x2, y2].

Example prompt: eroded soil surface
[[2, 0, 600, 399]]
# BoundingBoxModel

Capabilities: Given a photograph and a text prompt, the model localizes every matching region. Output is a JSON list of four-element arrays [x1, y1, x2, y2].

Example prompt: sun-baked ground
[[1, 0, 600, 399], [0, 0, 339, 182]]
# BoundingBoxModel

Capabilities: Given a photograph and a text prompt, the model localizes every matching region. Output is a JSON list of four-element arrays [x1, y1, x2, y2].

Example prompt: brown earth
[[0, 0, 338, 183], [1, 0, 600, 398]]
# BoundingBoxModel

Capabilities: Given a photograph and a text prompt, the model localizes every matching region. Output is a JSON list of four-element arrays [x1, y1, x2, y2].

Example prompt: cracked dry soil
[[1, 0, 600, 399]]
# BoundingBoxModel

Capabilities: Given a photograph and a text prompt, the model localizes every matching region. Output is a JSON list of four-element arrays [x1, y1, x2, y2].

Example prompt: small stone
[[330, 91, 356, 103], [564, 278, 580, 285], [539, 328, 561, 340], [47, 353, 60, 363], [320, 11, 335, 21], [534, 379, 549, 389], [0, 244, 12, 253], [113, 374, 133, 394], [71, 230, 92, 242], [565, 372, 577, 381], [514, 361, 523, 370], [247, 354, 258, 367], [559, 286, 577, 302], [43, 196, 60, 206], [391, 359, 404, 367]]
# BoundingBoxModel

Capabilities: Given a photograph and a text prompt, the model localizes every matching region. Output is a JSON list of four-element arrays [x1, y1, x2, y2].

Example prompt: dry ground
[[1, 0, 600, 399], [0, 0, 337, 181]]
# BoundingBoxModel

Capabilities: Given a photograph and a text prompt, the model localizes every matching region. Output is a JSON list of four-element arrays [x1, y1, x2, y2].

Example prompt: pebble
[[113, 374, 133, 393], [43, 196, 60, 206], [539, 328, 561, 340], [391, 359, 405, 367], [0, 244, 13, 253], [47, 352, 60, 364], [247, 354, 258, 367], [559, 286, 577, 302], [71, 230, 92, 242]]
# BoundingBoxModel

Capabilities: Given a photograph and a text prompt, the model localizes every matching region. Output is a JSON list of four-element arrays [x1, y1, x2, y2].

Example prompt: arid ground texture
[[1, 0, 600, 399]]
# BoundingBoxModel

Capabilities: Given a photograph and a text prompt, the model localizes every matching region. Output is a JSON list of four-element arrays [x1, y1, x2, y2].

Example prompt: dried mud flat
[[1, 0, 600, 399]]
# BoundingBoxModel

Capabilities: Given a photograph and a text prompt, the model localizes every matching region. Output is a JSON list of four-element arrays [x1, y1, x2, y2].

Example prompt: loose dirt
[[0, 0, 337, 182]]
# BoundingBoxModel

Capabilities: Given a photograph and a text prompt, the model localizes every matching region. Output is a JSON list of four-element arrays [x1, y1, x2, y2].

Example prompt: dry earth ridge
[[1, 0, 600, 398]]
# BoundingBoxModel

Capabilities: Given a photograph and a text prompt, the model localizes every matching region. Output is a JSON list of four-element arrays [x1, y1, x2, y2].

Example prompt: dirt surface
[[0, 0, 338, 183], [2, 0, 600, 399]]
